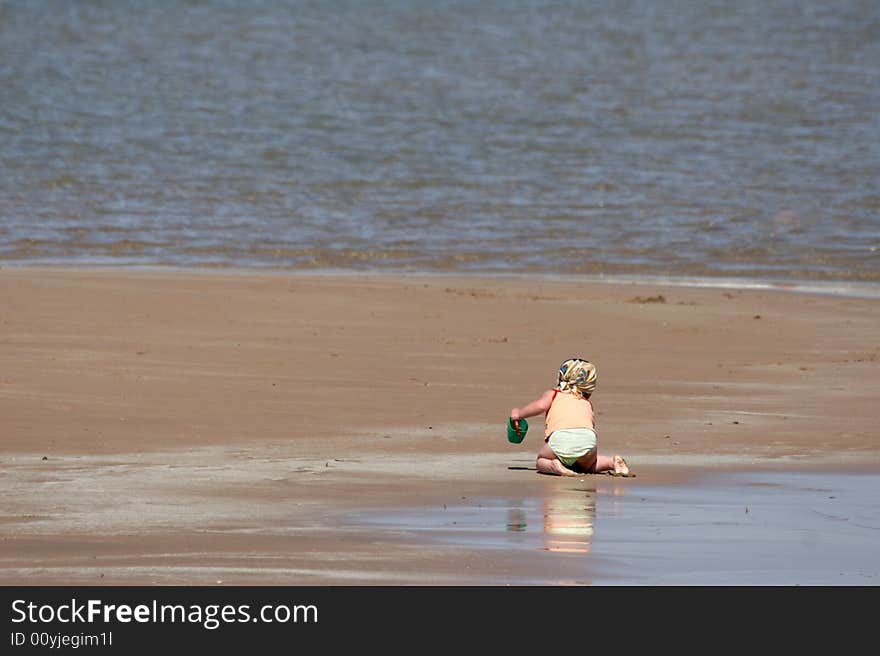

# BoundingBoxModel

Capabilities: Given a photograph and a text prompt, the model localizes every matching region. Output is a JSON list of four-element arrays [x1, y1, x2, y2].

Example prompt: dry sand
[[1, 267, 878, 584]]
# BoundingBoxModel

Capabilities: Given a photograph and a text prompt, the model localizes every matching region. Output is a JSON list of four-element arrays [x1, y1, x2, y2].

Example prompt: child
[[509, 357, 631, 477]]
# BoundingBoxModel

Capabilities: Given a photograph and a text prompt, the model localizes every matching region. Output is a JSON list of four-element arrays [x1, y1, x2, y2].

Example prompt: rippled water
[[1, 0, 878, 282]]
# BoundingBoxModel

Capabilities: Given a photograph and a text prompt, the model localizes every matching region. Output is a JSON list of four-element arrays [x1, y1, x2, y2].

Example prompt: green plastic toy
[[507, 417, 528, 444]]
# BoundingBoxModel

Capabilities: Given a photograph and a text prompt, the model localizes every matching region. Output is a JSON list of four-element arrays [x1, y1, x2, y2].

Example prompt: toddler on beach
[[509, 358, 631, 477]]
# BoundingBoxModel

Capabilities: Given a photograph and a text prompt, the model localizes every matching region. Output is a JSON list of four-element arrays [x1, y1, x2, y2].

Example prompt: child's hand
[[510, 409, 520, 421]]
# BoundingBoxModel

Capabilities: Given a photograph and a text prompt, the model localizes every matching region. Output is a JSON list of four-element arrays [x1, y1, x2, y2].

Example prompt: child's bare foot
[[613, 455, 630, 476], [549, 459, 578, 477]]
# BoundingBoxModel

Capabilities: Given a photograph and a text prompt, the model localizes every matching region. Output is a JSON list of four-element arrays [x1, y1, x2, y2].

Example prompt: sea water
[[1, 0, 878, 285]]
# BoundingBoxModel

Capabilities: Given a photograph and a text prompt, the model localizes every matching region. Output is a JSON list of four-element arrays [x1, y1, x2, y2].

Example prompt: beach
[[2, 267, 878, 585], [2, 0, 879, 596]]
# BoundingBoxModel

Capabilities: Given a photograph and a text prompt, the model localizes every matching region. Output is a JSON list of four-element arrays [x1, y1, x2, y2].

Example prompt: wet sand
[[1, 267, 878, 585]]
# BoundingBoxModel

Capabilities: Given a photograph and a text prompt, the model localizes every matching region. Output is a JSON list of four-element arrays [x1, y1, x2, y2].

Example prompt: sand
[[1, 267, 878, 585]]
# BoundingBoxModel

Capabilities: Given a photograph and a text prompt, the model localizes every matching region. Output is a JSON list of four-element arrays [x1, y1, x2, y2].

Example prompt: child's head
[[556, 358, 597, 399]]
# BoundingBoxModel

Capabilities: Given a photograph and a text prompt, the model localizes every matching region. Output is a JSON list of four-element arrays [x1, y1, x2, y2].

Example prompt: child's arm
[[510, 389, 555, 421]]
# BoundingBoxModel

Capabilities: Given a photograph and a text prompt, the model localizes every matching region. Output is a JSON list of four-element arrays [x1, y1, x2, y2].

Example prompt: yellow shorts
[[548, 428, 598, 467]]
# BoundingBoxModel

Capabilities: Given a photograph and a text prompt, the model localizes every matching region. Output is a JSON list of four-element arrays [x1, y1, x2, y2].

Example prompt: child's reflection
[[505, 481, 627, 555], [541, 486, 596, 554]]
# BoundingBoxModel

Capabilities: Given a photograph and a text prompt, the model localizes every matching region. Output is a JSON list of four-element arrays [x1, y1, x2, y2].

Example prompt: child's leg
[[536, 443, 578, 477], [575, 452, 630, 475], [591, 454, 615, 472]]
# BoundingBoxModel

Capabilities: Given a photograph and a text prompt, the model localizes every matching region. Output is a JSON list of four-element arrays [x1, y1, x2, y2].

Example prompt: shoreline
[[2, 266, 877, 584], [4, 262, 880, 300]]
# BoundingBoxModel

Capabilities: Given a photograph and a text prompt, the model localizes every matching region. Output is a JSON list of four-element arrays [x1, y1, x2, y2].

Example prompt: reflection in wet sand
[[542, 486, 596, 554], [352, 471, 880, 584], [506, 484, 607, 555], [506, 508, 528, 533]]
